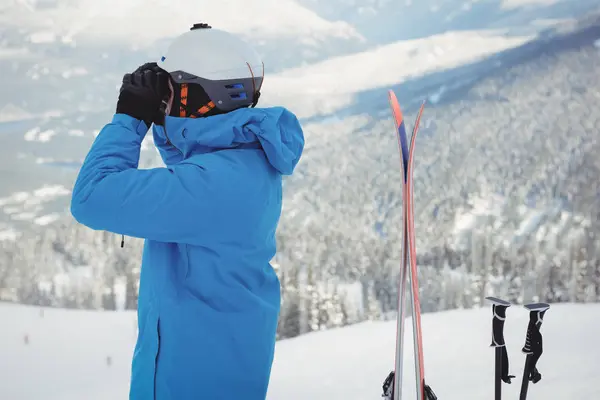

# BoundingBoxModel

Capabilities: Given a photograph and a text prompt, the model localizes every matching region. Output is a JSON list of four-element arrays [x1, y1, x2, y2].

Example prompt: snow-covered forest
[[2, 24, 600, 342], [1, 2, 600, 344]]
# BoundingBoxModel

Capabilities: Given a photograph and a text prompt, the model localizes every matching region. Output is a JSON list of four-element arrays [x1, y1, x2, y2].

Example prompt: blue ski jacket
[[70, 107, 304, 400]]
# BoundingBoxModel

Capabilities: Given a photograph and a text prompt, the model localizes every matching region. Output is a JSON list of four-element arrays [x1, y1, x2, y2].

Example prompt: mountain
[[0, 0, 364, 232], [3, 0, 598, 122], [1, 9, 599, 252], [0, 0, 367, 124], [296, 0, 600, 43], [1, 301, 598, 399], [1, 2, 600, 348], [275, 12, 600, 250], [262, 29, 535, 119], [1, 12, 599, 345], [0, 0, 365, 74]]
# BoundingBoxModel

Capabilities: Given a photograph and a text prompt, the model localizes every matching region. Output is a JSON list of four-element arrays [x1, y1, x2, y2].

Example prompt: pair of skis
[[486, 297, 550, 400], [380, 91, 550, 400], [381, 90, 436, 400]]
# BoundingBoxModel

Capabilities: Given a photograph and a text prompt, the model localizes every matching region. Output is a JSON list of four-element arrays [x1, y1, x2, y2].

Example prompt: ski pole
[[485, 297, 514, 400], [519, 302, 550, 400]]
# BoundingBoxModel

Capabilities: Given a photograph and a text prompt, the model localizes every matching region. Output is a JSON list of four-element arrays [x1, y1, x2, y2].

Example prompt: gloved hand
[[116, 62, 172, 128]]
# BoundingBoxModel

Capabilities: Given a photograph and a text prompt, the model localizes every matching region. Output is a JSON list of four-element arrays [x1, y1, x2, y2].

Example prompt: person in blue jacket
[[70, 23, 304, 400]]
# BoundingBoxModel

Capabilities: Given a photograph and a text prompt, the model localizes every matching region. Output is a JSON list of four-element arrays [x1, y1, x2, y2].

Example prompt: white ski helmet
[[159, 23, 264, 114]]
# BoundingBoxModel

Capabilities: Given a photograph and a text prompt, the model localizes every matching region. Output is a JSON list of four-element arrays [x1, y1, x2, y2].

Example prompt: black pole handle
[[486, 296, 515, 394], [519, 302, 550, 400], [521, 303, 550, 381], [487, 297, 511, 347]]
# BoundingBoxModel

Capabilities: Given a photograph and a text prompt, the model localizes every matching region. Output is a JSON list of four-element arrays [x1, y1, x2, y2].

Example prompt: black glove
[[116, 62, 172, 128]]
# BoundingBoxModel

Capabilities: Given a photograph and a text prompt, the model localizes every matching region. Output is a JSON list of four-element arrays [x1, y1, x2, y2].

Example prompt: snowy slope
[[1, 302, 598, 399], [0, 0, 364, 72], [262, 29, 534, 118], [0, 0, 364, 127], [0, 0, 362, 45], [262, 2, 600, 118], [297, 0, 600, 43], [0, 1, 597, 217]]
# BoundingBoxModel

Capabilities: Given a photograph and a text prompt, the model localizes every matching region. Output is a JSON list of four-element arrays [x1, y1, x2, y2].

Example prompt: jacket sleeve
[[70, 114, 209, 244]]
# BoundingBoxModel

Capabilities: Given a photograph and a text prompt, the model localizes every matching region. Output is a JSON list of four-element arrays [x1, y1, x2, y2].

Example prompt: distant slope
[[0, 0, 361, 44], [1, 302, 598, 399], [278, 12, 600, 257], [2, 12, 600, 276], [0, 0, 366, 130], [296, 0, 600, 43], [0, 0, 364, 76], [263, 29, 534, 118]]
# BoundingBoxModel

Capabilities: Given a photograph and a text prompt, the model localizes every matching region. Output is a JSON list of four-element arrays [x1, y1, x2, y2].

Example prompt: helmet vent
[[230, 92, 247, 100], [225, 83, 244, 89]]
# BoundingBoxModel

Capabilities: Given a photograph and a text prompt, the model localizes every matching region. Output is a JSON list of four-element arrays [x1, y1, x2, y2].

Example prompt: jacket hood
[[152, 106, 304, 175]]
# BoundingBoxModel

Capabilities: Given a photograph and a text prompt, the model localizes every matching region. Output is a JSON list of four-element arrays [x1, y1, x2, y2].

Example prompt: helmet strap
[[179, 83, 216, 118]]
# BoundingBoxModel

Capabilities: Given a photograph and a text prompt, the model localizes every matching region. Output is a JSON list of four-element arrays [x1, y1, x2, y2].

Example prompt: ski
[[485, 297, 515, 400], [382, 91, 435, 400], [383, 89, 410, 400], [406, 99, 434, 400], [519, 302, 550, 400]]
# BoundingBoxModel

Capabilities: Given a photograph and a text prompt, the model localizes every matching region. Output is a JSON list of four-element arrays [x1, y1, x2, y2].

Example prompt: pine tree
[[276, 259, 302, 339], [329, 285, 346, 328], [365, 280, 382, 321]]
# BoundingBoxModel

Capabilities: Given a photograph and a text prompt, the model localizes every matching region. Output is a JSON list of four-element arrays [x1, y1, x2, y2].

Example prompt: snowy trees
[[0, 241, 15, 298], [1, 34, 600, 343], [0, 221, 143, 310], [0, 173, 598, 342]]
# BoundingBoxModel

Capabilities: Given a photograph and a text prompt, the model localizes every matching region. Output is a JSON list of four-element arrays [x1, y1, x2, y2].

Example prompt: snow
[[23, 127, 58, 142], [0, 185, 71, 224], [0, 104, 34, 123], [448, 190, 588, 252], [42, 110, 64, 119], [11, 212, 37, 221], [67, 129, 85, 137], [23, 127, 40, 141], [61, 67, 89, 79], [501, 0, 559, 8], [514, 208, 550, 239], [452, 194, 505, 237], [37, 129, 57, 142], [0, 226, 19, 241], [34, 213, 61, 226], [0, 47, 32, 60], [33, 185, 71, 199], [427, 85, 447, 104], [0, 302, 598, 399], [263, 30, 534, 118], [500, 0, 600, 12], [29, 31, 57, 44], [0, 0, 363, 46], [35, 157, 78, 166]]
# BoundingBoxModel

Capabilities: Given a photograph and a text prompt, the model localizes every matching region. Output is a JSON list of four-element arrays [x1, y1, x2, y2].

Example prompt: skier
[[70, 23, 305, 400]]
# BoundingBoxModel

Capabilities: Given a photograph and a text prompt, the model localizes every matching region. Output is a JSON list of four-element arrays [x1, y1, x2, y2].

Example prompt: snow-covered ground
[[1, 302, 598, 399]]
